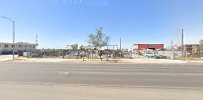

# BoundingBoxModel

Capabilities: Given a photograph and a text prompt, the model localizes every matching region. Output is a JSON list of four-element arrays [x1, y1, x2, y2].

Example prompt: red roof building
[[133, 44, 164, 50]]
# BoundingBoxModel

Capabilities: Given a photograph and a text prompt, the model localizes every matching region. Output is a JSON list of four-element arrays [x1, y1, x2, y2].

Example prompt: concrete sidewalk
[[0, 83, 202, 100]]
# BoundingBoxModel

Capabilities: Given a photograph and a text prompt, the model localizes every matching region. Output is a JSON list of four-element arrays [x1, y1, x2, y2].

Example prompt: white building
[[0, 42, 37, 54]]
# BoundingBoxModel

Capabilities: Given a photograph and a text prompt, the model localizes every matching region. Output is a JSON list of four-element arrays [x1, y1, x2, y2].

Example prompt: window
[[4, 44, 9, 48]]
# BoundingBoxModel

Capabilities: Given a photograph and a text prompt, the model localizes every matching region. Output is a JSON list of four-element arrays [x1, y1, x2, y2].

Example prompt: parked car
[[145, 52, 154, 57], [155, 55, 167, 59]]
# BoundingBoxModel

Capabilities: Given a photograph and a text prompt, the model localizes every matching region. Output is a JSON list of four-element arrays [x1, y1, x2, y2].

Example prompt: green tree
[[79, 45, 85, 51], [71, 44, 78, 51], [79, 45, 86, 60], [71, 44, 78, 57], [88, 27, 110, 60]]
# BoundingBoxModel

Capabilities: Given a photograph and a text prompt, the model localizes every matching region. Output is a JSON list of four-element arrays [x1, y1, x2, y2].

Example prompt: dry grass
[[187, 57, 203, 61]]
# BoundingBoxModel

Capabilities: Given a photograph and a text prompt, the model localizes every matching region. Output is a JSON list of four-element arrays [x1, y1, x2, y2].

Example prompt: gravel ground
[[18, 58, 189, 64], [0, 55, 17, 61]]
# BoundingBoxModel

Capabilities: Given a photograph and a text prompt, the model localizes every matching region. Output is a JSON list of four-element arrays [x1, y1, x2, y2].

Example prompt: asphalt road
[[0, 62, 203, 88]]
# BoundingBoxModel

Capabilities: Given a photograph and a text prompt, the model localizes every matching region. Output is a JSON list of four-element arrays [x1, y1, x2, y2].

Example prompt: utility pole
[[181, 28, 184, 58], [171, 40, 175, 60], [171, 40, 174, 51], [36, 33, 38, 46], [119, 37, 122, 57], [120, 37, 122, 50], [13, 20, 15, 60], [106, 38, 109, 61]]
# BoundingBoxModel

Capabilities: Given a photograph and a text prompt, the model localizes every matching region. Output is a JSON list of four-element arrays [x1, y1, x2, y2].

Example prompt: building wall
[[184, 44, 203, 56], [133, 45, 138, 50], [0, 42, 37, 54], [134, 44, 164, 50]]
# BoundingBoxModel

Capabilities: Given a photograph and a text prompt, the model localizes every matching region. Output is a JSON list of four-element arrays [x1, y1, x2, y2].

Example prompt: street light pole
[[1, 16, 15, 60]]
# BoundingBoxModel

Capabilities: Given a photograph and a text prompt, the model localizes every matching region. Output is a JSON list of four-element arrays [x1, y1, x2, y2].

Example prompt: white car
[[144, 52, 154, 57]]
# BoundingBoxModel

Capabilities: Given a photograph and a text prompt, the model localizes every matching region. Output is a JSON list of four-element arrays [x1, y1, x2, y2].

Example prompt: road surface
[[0, 62, 203, 88]]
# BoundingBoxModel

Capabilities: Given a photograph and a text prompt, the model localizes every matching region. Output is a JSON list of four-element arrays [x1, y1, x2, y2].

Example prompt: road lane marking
[[58, 72, 70, 75], [57, 72, 70, 79]]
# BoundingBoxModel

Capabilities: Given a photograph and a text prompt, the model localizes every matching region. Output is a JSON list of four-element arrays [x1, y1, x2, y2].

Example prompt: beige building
[[183, 44, 203, 56], [0, 42, 37, 54]]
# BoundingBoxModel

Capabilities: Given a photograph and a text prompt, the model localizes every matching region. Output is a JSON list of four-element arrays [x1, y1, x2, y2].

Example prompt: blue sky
[[0, 0, 203, 49]]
